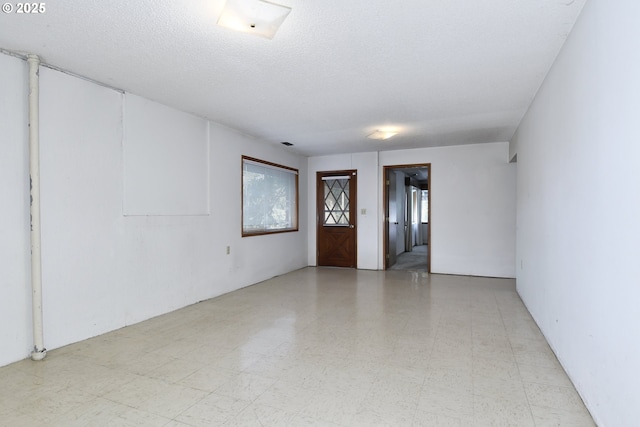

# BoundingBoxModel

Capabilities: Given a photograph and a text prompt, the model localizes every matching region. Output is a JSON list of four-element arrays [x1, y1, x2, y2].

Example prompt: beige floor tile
[[76, 366, 141, 397], [49, 397, 130, 426], [514, 348, 562, 370], [523, 382, 588, 413], [280, 413, 342, 426], [412, 409, 470, 426], [0, 268, 595, 426], [103, 406, 172, 426], [351, 405, 415, 426], [253, 380, 316, 412], [177, 365, 239, 392], [355, 379, 421, 425], [386, 346, 432, 371], [241, 353, 295, 379], [146, 357, 207, 384], [367, 376, 422, 407], [214, 372, 277, 402], [425, 365, 474, 393], [175, 392, 251, 426], [149, 338, 210, 360], [221, 403, 291, 426], [473, 393, 535, 426], [0, 370, 54, 408], [135, 382, 209, 419], [210, 348, 268, 373], [473, 376, 528, 403], [428, 355, 474, 373], [530, 404, 596, 426], [11, 386, 96, 423], [102, 375, 171, 408], [473, 356, 520, 383], [376, 364, 427, 385], [103, 352, 176, 376], [509, 335, 552, 353], [517, 363, 574, 388], [162, 421, 195, 427], [472, 341, 515, 361], [417, 383, 474, 419], [297, 387, 364, 425]]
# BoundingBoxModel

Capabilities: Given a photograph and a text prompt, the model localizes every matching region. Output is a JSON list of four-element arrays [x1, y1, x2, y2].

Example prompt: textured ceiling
[[0, 0, 586, 156]]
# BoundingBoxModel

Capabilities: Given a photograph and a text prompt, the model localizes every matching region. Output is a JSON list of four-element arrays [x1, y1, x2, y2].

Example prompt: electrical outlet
[[226, 246, 231, 255]]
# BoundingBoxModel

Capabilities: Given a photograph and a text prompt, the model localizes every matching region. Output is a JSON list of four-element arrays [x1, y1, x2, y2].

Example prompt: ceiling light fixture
[[367, 130, 398, 140], [217, 0, 291, 39]]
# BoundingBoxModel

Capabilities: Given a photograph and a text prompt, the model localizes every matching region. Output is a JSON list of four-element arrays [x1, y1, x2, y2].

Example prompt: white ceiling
[[0, 0, 586, 157]]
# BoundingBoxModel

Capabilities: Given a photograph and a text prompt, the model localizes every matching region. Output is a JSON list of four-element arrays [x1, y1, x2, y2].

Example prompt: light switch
[[361, 208, 367, 215]]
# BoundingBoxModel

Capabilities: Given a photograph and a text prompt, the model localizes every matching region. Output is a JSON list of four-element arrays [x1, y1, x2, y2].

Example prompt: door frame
[[383, 164, 431, 272], [316, 170, 358, 268]]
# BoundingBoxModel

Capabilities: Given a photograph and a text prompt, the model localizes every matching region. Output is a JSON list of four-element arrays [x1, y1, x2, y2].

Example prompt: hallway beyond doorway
[[383, 164, 431, 272]]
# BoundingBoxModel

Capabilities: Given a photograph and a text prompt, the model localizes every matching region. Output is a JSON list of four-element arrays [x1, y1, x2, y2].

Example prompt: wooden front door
[[317, 170, 357, 268]]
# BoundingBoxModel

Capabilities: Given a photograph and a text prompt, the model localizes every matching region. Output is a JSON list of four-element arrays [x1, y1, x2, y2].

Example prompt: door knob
[[349, 225, 355, 229]]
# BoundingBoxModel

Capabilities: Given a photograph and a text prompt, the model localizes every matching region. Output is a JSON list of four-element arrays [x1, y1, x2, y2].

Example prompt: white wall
[[514, 1, 640, 425], [0, 55, 32, 365], [307, 152, 379, 270], [123, 94, 210, 216], [308, 143, 516, 277], [380, 142, 516, 277], [0, 54, 307, 367], [38, 66, 125, 346], [509, 132, 518, 163]]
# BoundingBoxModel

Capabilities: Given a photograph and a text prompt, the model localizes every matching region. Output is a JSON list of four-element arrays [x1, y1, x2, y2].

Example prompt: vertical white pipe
[[28, 54, 46, 361]]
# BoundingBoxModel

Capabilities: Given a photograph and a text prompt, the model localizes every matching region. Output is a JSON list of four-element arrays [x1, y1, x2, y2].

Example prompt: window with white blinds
[[242, 156, 298, 236]]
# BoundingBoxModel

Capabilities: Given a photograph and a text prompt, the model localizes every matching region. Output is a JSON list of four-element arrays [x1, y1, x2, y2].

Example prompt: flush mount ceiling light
[[217, 0, 291, 39], [367, 130, 398, 140]]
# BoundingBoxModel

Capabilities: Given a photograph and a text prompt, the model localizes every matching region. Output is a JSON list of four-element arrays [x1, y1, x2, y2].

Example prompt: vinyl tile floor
[[0, 268, 595, 426]]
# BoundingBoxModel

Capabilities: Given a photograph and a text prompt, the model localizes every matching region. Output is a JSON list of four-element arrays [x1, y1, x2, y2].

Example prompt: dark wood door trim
[[383, 164, 431, 272]]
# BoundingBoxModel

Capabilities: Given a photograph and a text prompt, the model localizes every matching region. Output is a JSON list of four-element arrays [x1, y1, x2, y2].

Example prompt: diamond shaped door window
[[323, 178, 350, 226]]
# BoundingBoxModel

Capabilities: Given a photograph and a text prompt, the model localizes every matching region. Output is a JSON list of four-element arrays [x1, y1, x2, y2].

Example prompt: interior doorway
[[383, 164, 430, 272], [317, 170, 357, 268]]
